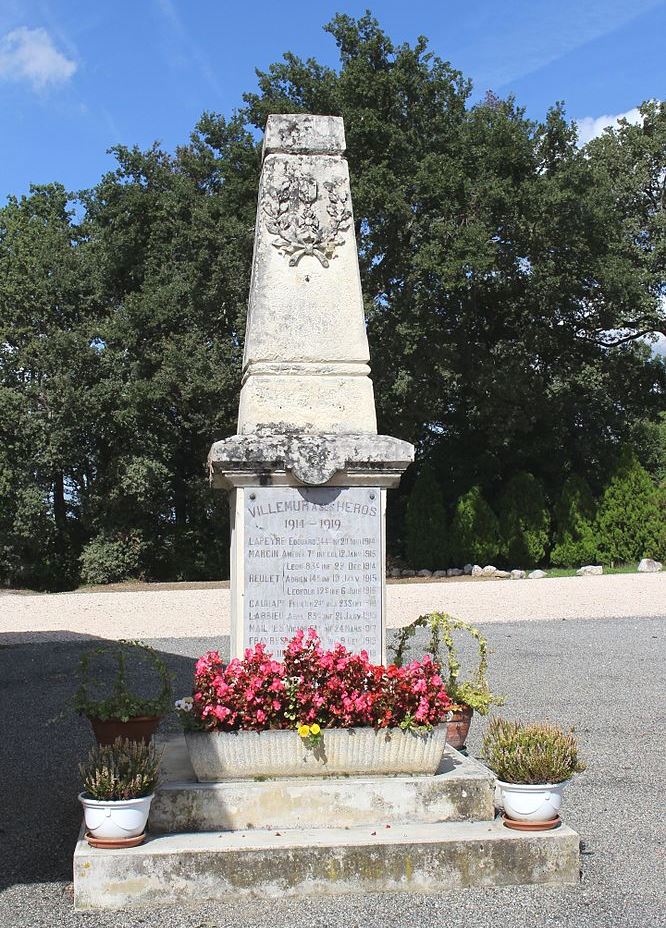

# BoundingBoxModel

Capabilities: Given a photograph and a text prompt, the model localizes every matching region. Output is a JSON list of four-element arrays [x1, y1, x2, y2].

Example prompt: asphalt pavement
[[0, 615, 664, 927]]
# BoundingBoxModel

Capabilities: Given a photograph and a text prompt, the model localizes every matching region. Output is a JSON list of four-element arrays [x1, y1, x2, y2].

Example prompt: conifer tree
[[497, 472, 550, 567], [594, 449, 664, 564], [405, 464, 448, 569], [551, 475, 597, 567], [449, 486, 500, 566]]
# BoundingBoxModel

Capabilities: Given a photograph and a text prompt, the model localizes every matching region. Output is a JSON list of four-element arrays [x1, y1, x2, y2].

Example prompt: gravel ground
[[1, 572, 664, 642], [0, 615, 664, 927]]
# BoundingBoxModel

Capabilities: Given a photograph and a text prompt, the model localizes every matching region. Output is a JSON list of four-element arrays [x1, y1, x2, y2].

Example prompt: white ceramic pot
[[79, 793, 154, 839], [185, 725, 448, 781], [497, 780, 566, 822]]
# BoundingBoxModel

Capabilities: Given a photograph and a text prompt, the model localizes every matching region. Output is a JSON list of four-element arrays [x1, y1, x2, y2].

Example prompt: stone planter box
[[185, 726, 448, 781]]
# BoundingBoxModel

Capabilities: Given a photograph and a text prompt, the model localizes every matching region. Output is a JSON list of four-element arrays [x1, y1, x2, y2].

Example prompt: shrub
[[594, 448, 664, 563], [80, 737, 160, 800], [404, 463, 448, 569], [497, 472, 550, 566], [79, 532, 145, 585], [189, 629, 452, 732], [482, 718, 585, 784], [550, 474, 597, 567], [449, 486, 500, 566]]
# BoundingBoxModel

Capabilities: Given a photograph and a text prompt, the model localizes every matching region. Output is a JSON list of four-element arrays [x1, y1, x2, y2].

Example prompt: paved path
[[0, 616, 664, 927], [1, 573, 664, 643]]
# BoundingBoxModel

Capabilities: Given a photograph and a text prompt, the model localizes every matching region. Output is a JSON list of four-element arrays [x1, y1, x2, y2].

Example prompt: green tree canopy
[[594, 448, 663, 563], [449, 486, 500, 566], [1, 13, 664, 589], [550, 475, 597, 567], [404, 463, 448, 569], [497, 472, 550, 567]]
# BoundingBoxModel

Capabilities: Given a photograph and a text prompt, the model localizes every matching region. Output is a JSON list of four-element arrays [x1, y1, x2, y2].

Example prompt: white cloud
[[576, 106, 643, 146], [0, 26, 76, 90]]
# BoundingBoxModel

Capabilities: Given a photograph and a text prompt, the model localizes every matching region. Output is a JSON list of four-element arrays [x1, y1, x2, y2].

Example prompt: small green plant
[[74, 640, 173, 722], [80, 737, 160, 800], [482, 718, 585, 784], [390, 612, 503, 714]]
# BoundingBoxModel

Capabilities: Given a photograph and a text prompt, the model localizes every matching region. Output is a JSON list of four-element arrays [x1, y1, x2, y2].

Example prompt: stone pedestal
[[209, 115, 414, 661], [72, 735, 581, 910]]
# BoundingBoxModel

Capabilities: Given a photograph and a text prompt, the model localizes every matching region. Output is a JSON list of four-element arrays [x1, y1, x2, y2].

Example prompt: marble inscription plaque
[[243, 486, 382, 660]]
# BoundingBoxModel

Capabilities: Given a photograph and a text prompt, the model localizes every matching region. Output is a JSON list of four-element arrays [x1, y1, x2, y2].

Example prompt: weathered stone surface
[[576, 565, 603, 576], [463, 563, 473, 575], [209, 431, 414, 488], [417, 569, 433, 578], [433, 569, 448, 578], [471, 565, 483, 577], [239, 116, 376, 434], [495, 570, 511, 579], [447, 568, 464, 577], [73, 820, 581, 909], [482, 565, 497, 576], [389, 567, 402, 578], [511, 569, 527, 580], [150, 735, 495, 832], [528, 570, 547, 579], [638, 558, 662, 573], [263, 114, 346, 157], [401, 569, 416, 577], [241, 485, 382, 659]]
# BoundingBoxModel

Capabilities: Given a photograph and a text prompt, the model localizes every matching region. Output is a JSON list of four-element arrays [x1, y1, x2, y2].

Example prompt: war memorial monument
[[73, 115, 580, 909]]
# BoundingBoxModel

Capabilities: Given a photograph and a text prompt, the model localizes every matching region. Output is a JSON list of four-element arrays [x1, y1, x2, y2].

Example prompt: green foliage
[[390, 612, 504, 715], [80, 737, 160, 800], [594, 448, 664, 563], [74, 641, 173, 722], [404, 464, 447, 569], [550, 475, 597, 567], [498, 472, 550, 567], [79, 532, 145, 585], [1, 15, 664, 587], [482, 718, 585, 785], [449, 486, 500, 566]]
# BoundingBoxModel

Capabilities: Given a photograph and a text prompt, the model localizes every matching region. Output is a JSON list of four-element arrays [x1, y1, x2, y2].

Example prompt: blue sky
[[0, 0, 665, 200]]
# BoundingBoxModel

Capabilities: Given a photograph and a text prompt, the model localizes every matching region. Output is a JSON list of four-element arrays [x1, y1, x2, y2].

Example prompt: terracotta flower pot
[[89, 715, 160, 746], [446, 705, 474, 750]]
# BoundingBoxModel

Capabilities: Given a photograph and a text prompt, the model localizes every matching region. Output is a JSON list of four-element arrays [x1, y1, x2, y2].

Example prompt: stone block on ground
[[447, 568, 464, 577], [471, 565, 483, 577], [494, 570, 511, 579], [576, 565, 603, 576], [73, 820, 581, 910], [511, 569, 527, 579], [417, 569, 433, 577], [463, 563, 473, 575], [482, 565, 497, 576], [432, 569, 448, 578], [528, 570, 547, 579], [638, 558, 662, 572], [401, 569, 416, 577], [150, 736, 496, 833]]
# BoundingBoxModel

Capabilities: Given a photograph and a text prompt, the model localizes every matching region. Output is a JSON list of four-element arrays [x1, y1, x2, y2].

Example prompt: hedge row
[[405, 450, 665, 570]]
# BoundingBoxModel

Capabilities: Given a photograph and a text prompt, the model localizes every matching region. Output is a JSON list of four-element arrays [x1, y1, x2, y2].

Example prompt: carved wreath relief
[[263, 165, 352, 268]]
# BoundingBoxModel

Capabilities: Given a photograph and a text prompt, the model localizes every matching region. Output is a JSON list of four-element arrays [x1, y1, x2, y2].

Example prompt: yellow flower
[[298, 724, 311, 738], [310, 723, 321, 736]]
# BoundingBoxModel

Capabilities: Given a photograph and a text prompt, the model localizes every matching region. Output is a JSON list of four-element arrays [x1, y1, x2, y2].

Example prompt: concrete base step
[[150, 735, 496, 832], [73, 818, 580, 910]]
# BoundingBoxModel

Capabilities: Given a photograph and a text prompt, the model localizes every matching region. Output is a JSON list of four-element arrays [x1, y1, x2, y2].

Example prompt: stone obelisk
[[208, 114, 413, 662]]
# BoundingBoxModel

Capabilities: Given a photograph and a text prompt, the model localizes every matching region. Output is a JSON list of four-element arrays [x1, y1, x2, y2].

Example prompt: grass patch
[[545, 564, 637, 578]]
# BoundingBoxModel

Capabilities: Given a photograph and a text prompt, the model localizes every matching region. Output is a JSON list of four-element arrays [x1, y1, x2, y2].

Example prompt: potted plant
[[74, 640, 172, 745], [390, 612, 504, 750], [79, 737, 160, 847], [177, 628, 453, 780], [482, 717, 585, 829]]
